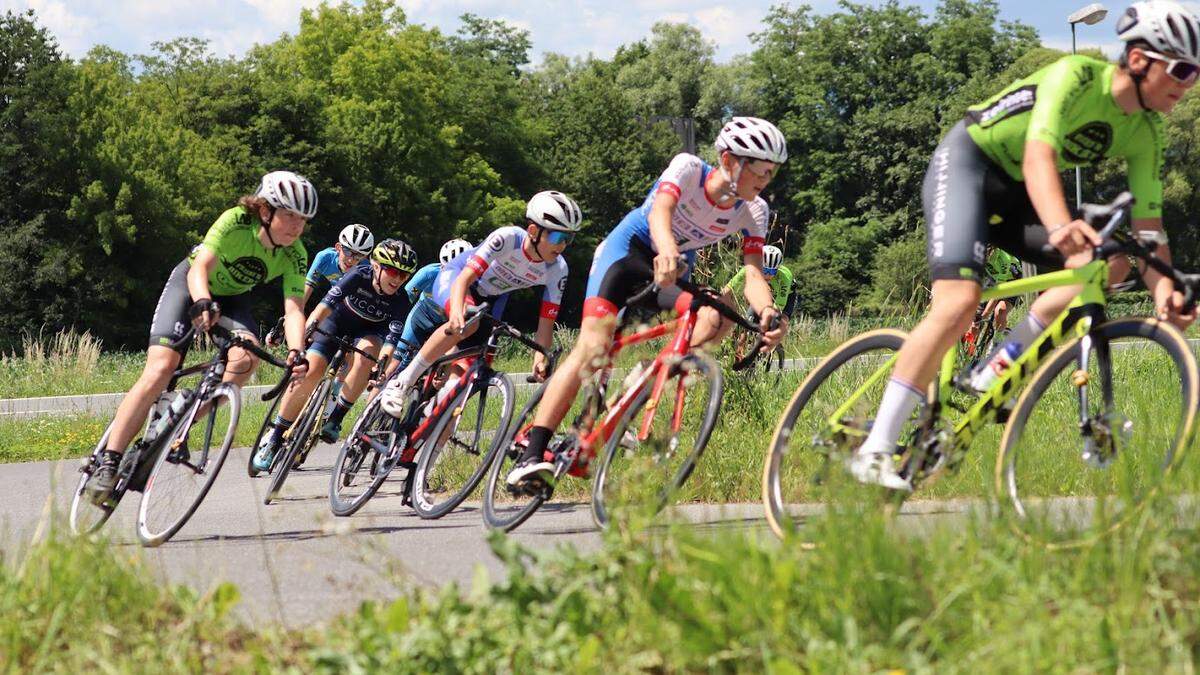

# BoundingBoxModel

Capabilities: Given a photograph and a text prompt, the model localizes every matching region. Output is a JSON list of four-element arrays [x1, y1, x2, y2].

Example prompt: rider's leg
[[857, 278, 981, 459], [325, 337, 381, 430], [106, 346, 184, 454], [390, 322, 473, 393]]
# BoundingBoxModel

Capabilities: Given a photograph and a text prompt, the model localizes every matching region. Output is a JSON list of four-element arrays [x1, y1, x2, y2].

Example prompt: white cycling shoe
[[379, 383, 413, 418], [847, 451, 913, 492], [506, 458, 555, 487]]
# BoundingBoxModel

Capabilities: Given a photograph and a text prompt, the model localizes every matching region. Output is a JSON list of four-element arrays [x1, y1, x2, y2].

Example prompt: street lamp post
[[1068, 4, 1108, 208]]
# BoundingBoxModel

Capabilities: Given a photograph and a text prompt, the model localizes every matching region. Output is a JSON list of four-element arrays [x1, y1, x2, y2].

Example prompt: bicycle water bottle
[[151, 392, 189, 440], [969, 342, 1021, 393]]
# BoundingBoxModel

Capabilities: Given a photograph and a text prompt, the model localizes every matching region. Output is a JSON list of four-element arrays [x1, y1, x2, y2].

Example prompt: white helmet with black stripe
[[525, 190, 583, 232], [339, 223, 374, 254], [761, 245, 783, 270], [258, 170, 318, 219], [439, 238, 472, 264], [1117, 1, 1200, 64], [715, 117, 788, 164]]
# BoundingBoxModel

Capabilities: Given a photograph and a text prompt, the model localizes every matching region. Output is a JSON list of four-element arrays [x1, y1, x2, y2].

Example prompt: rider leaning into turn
[[724, 244, 798, 321], [851, 0, 1200, 491], [378, 191, 582, 416], [87, 171, 317, 499], [505, 117, 791, 488], [252, 239, 420, 471]]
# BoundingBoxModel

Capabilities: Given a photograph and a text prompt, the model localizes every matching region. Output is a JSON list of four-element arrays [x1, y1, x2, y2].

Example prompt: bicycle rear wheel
[[329, 396, 406, 516], [265, 378, 331, 505], [481, 380, 553, 532], [762, 329, 916, 540], [996, 317, 1199, 548], [137, 385, 241, 546], [591, 352, 723, 529], [412, 372, 514, 519]]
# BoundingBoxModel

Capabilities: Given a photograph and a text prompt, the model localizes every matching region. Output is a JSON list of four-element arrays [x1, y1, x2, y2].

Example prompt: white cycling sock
[[1002, 313, 1046, 353], [393, 354, 432, 392], [858, 377, 924, 456]]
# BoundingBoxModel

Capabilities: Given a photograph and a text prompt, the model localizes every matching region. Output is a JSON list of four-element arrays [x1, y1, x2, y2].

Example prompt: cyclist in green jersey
[[86, 171, 317, 499], [851, 1, 1200, 490], [724, 245, 798, 319], [981, 245, 1023, 332]]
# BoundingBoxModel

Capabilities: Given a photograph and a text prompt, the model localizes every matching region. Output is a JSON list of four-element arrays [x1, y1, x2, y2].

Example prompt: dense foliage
[[1, 0, 1193, 350]]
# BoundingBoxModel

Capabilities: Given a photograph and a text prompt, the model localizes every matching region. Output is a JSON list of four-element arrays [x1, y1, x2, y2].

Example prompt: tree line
[[2, 0, 1196, 351]]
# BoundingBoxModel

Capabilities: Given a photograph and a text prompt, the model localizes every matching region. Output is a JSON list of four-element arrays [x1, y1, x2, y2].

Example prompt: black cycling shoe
[[87, 450, 122, 504]]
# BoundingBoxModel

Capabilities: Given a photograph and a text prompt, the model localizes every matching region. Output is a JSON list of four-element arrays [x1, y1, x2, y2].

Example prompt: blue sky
[[0, 0, 1127, 64]]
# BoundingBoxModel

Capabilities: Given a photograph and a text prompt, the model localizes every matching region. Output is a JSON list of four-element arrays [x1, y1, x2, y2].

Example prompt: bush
[[862, 230, 929, 313]]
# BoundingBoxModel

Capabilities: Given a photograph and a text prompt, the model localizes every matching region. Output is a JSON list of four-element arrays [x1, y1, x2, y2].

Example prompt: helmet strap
[[262, 207, 282, 251], [716, 155, 744, 204], [527, 222, 548, 262], [1131, 67, 1151, 111]]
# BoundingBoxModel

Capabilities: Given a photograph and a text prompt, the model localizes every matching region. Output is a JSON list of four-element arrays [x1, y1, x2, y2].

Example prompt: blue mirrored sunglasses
[[544, 229, 576, 245]]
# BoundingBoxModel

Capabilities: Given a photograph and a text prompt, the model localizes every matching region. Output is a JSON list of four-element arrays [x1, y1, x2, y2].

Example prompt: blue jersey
[[406, 263, 440, 302], [305, 247, 345, 287], [320, 262, 414, 346]]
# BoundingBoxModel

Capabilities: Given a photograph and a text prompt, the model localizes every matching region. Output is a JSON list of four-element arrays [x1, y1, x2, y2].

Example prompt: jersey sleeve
[[654, 154, 702, 200], [405, 264, 439, 301], [773, 267, 795, 308], [383, 297, 413, 347], [1126, 114, 1165, 219], [539, 260, 569, 320], [740, 198, 769, 255], [197, 207, 245, 256], [282, 242, 307, 299], [306, 249, 337, 285], [726, 267, 747, 294], [466, 227, 518, 276], [1025, 57, 1088, 153]]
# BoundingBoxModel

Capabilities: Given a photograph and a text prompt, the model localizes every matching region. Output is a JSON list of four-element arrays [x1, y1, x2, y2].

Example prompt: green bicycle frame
[[829, 258, 1111, 455]]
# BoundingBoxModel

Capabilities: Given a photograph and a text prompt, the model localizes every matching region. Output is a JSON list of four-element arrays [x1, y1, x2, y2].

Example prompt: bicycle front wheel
[[137, 385, 241, 546], [997, 317, 1199, 548], [69, 422, 118, 536], [329, 395, 405, 516], [762, 329, 914, 540], [591, 353, 723, 529], [264, 378, 331, 505], [412, 372, 514, 520]]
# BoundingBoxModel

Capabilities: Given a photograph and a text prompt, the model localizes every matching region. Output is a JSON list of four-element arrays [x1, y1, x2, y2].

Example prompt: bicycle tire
[[264, 377, 331, 505], [247, 380, 283, 478], [995, 317, 1199, 548], [481, 379, 553, 532], [762, 329, 910, 540], [412, 372, 515, 520], [137, 385, 241, 546], [329, 396, 403, 516], [69, 422, 119, 536], [591, 352, 723, 529]]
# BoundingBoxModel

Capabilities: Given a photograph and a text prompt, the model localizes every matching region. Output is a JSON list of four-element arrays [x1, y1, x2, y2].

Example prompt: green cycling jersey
[[726, 264, 795, 310], [188, 206, 308, 299], [965, 55, 1164, 220]]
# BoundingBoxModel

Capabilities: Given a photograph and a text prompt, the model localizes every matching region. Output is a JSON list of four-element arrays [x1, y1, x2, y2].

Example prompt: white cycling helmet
[[526, 190, 583, 232], [339, 224, 374, 254], [440, 238, 472, 264], [761, 245, 783, 271], [715, 117, 788, 164], [258, 170, 318, 219], [1118, 1, 1200, 64]]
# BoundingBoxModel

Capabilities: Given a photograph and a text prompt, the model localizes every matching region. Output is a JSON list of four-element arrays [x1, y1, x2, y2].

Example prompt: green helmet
[[371, 239, 418, 274]]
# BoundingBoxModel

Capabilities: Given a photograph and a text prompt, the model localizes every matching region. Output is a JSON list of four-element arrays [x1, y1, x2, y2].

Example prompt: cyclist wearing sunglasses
[[253, 239, 419, 470], [505, 117, 790, 489], [379, 191, 580, 413], [850, 0, 1200, 490]]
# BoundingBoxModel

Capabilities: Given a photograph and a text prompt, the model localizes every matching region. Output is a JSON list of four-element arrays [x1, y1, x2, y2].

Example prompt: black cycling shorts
[[149, 260, 257, 354], [923, 120, 1065, 282]]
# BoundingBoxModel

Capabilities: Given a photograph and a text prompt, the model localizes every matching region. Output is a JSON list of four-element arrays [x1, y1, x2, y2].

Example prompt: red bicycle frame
[[567, 301, 705, 475]]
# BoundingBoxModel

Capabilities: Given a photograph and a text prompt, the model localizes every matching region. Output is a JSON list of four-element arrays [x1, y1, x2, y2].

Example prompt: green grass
[[8, 496, 1200, 671]]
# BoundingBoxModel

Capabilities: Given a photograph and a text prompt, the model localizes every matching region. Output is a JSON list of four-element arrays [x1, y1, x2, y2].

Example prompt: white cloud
[[3, 0, 96, 54]]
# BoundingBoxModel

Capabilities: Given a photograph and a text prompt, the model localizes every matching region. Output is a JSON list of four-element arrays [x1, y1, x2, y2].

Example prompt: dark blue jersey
[[320, 262, 413, 346]]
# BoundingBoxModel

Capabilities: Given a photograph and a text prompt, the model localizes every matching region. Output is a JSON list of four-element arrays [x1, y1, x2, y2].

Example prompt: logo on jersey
[[488, 235, 504, 252], [557, 275, 568, 293], [225, 256, 268, 285], [1062, 122, 1112, 164], [967, 86, 1035, 128]]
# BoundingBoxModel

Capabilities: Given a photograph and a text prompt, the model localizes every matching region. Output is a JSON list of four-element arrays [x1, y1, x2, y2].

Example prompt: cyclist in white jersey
[[507, 117, 790, 487], [379, 191, 582, 415]]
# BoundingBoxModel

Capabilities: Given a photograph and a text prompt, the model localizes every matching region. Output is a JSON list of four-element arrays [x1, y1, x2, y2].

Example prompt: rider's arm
[[648, 192, 682, 282], [187, 247, 218, 302], [1022, 141, 1075, 229], [282, 295, 306, 353], [449, 267, 480, 326], [306, 303, 332, 329], [1132, 216, 1177, 305]]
